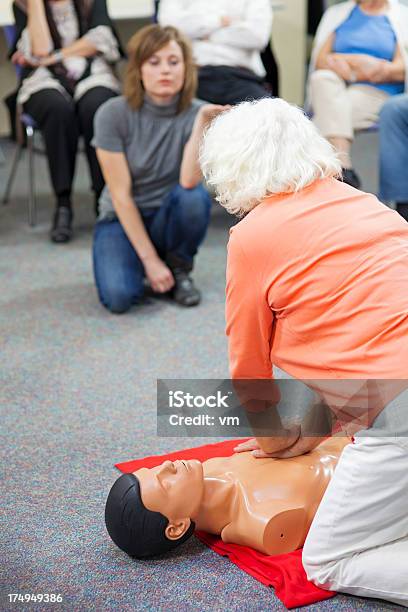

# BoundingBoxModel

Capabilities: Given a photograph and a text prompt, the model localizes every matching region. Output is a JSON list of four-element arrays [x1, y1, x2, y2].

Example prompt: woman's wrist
[[52, 49, 65, 63], [383, 60, 404, 82], [140, 251, 160, 265], [37, 48, 65, 67]]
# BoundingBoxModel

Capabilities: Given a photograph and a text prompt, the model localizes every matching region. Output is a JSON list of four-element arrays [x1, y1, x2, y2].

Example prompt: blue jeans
[[93, 184, 212, 313], [379, 94, 408, 203]]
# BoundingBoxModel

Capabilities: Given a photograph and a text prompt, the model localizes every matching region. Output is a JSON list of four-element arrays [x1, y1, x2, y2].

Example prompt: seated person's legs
[[148, 184, 212, 306], [311, 70, 389, 189], [93, 184, 211, 312], [76, 86, 118, 215], [93, 219, 145, 314], [23, 89, 79, 242], [159, 183, 212, 260], [309, 70, 360, 188], [349, 85, 389, 132], [347, 84, 389, 186], [197, 66, 270, 105], [309, 0, 406, 191], [379, 94, 408, 221]]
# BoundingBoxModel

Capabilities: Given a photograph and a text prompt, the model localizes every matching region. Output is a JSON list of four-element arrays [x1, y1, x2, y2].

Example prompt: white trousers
[[309, 69, 389, 140], [303, 435, 408, 606]]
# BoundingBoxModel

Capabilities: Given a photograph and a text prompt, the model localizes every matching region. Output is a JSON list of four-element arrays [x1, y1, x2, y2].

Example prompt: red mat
[[116, 440, 335, 609]]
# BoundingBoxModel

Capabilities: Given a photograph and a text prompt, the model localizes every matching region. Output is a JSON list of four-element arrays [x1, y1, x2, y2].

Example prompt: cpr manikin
[[105, 437, 350, 558]]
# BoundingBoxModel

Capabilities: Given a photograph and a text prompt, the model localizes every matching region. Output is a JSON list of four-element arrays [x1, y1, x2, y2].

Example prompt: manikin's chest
[[203, 449, 341, 554], [218, 470, 329, 555]]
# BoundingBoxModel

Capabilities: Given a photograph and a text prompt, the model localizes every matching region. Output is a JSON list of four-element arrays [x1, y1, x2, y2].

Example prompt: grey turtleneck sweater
[[92, 94, 203, 220]]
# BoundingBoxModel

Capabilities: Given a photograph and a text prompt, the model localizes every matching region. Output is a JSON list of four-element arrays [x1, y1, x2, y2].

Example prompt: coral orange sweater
[[226, 178, 408, 387]]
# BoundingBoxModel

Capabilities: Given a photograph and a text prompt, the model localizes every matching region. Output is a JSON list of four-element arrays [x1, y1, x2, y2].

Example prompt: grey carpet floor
[[0, 135, 402, 611]]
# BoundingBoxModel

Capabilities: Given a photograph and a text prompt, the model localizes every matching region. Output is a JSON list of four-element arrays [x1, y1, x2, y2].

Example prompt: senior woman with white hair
[[200, 97, 408, 606]]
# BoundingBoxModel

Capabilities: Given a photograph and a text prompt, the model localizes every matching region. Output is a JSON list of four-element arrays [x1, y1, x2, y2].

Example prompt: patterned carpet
[[1, 136, 401, 611]]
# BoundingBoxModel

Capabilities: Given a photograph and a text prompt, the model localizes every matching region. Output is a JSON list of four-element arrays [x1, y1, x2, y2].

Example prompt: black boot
[[166, 254, 201, 307], [50, 206, 73, 243]]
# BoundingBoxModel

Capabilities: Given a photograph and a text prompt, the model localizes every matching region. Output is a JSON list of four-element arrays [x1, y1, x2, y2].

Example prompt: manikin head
[[105, 460, 204, 558]]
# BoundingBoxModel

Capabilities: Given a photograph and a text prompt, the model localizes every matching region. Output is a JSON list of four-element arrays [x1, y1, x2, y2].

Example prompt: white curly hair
[[200, 97, 342, 217]]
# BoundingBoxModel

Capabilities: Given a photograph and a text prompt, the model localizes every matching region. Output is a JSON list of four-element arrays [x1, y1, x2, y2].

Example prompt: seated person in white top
[[158, 0, 273, 105]]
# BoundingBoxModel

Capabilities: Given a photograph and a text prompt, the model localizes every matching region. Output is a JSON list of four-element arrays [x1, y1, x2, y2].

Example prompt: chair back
[[3, 24, 23, 79], [3, 24, 16, 47]]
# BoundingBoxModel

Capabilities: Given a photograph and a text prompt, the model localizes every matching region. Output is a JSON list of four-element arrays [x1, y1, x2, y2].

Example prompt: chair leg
[[26, 125, 36, 227], [2, 141, 23, 205]]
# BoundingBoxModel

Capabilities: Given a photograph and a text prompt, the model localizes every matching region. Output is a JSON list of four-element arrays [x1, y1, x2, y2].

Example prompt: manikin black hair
[[105, 473, 195, 559]]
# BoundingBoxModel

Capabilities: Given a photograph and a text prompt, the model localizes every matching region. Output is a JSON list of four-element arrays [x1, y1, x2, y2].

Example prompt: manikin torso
[[194, 437, 350, 555]]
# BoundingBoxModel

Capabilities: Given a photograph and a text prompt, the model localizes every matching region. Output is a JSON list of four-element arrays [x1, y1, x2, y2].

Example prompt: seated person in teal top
[[309, 0, 407, 190], [334, 4, 404, 96]]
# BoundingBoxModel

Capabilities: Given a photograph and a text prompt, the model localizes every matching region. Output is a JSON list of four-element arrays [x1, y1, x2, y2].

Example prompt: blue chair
[[2, 24, 38, 226]]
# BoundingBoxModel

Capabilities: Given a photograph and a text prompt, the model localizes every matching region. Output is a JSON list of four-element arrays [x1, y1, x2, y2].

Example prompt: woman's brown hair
[[124, 24, 197, 113]]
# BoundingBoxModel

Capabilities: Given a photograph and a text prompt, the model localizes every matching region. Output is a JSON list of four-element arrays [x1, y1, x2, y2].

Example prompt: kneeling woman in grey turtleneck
[[92, 24, 226, 313]]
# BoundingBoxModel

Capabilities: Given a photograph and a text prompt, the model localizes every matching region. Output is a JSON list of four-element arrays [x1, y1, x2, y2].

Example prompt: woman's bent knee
[[99, 290, 134, 314], [175, 184, 212, 216], [176, 183, 210, 203]]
